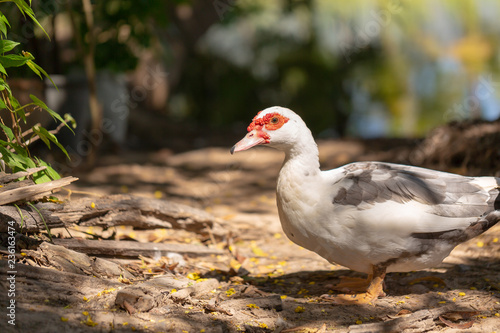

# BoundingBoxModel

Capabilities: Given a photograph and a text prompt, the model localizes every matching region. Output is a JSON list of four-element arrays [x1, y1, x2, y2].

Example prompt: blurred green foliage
[[0, 0, 74, 183], [6, 0, 500, 140], [168, 0, 500, 138]]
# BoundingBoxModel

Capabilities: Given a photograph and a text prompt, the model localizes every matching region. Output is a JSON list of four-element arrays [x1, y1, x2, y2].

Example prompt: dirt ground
[[1, 139, 499, 332]]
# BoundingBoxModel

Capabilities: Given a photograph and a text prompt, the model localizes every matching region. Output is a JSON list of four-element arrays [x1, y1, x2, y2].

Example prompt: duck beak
[[230, 130, 266, 154]]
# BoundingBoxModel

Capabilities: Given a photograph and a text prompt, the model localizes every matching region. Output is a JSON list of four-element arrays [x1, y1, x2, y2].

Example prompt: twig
[[3, 90, 22, 146], [19, 122, 41, 140], [8, 120, 69, 152], [14, 204, 25, 231], [123, 300, 136, 315], [27, 202, 53, 242]]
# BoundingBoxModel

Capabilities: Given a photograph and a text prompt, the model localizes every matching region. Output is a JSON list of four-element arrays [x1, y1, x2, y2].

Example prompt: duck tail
[[465, 210, 500, 240]]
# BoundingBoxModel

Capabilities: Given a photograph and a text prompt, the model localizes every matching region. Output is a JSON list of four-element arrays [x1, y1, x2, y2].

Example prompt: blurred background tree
[[4, 0, 500, 167]]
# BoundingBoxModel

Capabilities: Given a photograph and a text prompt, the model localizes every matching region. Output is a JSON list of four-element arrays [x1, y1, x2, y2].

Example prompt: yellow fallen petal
[[90, 202, 95, 209], [294, 306, 305, 313], [476, 241, 484, 247], [154, 191, 162, 199], [229, 259, 241, 271], [82, 315, 98, 327], [61, 317, 68, 322], [246, 304, 260, 309], [251, 246, 268, 257], [493, 238, 498, 243], [458, 292, 466, 296], [355, 320, 363, 325], [280, 295, 287, 299]]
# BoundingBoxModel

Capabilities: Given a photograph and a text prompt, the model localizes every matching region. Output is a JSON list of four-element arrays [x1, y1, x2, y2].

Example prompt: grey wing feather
[[333, 162, 499, 219]]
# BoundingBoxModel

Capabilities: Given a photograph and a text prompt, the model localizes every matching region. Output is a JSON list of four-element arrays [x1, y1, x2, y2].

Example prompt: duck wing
[[330, 162, 500, 240]]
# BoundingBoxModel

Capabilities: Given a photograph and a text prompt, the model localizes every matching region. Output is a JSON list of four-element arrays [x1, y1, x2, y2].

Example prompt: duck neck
[[281, 134, 321, 177]]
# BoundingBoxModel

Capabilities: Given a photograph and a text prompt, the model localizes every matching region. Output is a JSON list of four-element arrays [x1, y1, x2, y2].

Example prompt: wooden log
[[348, 306, 453, 333], [52, 238, 225, 257], [0, 179, 34, 193], [0, 176, 78, 206], [0, 260, 121, 291], [0, 166, 47, 184], [35, 241, 135, 278], [0, 203, 65, 232], [0, 194, 224, 236]]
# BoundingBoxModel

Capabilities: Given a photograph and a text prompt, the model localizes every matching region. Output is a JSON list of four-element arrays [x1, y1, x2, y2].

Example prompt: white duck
[[231, 106, 500, 304]]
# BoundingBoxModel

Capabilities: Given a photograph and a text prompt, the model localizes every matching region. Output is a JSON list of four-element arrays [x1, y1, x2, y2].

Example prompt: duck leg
[[327, 275, 373, 293], [321, 265, 386, 304]]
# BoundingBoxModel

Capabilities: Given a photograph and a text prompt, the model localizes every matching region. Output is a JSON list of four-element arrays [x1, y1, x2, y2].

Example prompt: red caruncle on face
[[247, 112, 290, 132]]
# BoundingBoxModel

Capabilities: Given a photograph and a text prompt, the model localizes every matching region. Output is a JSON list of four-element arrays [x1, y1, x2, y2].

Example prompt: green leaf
[[64, 113, 77, 129], [0, 78, 12, 95], [32, 125, 50, 148], [0, 146, 21, 169], [32, 169, 52, 184], [33, 174, 51, 184], [11, 0, 50, 40], [0, 97, 7, 110], [32, 125, 70, 159], [29, 94, 74, 134], [0, 12, 10, 37], [26, 60, 41, 79], [24, 155, 36, 168], [0, 145, 30, 170], [5, 140, 26, 156], [35, 158, 61, 181], [0, 40, 20, 53], [0, 62, 6, 75], [45, 165, 61, 180], [0, 54, 29, 68], [0, 123, 14, 141], [15, 107, 26, 123], [9, 94, 21, 110], [26, 60, 56, 88]]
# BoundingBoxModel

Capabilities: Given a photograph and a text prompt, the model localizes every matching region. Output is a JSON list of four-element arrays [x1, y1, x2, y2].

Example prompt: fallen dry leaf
[[441, 311, 480, 321], [439, 315, 474, 329], [397, 309, 412, 316]]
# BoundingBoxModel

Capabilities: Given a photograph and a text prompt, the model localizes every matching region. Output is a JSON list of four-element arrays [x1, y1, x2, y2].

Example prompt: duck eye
[[270, 117, 279, 124]]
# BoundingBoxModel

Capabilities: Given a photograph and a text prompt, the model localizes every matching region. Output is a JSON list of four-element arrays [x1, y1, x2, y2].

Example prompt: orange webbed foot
[[321, 265, 386, 305]]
